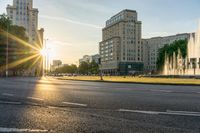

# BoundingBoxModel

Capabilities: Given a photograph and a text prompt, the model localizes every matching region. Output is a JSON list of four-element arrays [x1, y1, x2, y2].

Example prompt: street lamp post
[[99, 58, 103, 81], [100, 68, 103, 81], [43, 39, 46, 77], [43, 39, 48, 76], [193, 62, 196, 76], [6, 19, 9, 77], [47, 47, 51, 75]]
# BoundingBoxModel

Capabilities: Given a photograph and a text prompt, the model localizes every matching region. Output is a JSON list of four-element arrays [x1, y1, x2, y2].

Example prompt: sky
[[0, 0, 200, 64]]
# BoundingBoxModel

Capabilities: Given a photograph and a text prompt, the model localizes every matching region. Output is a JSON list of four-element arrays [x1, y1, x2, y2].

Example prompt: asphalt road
[[0, 77, 200, 133]]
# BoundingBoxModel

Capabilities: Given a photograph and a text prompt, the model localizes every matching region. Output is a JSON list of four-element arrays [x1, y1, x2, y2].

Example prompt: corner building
[[99, 10, 143, 75], [6, 0, 41, 44]]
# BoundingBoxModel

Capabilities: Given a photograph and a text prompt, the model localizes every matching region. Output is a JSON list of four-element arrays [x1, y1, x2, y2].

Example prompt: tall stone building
[[99, 9, 143, 75], [6, 0, 42, 44]]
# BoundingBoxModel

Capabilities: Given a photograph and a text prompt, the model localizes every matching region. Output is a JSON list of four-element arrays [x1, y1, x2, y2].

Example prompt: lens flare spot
[[40, 48, 47, 56]]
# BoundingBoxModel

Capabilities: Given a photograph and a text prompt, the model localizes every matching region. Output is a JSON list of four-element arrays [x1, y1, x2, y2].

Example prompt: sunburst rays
[[0, 54, 39, 71], [0, 29, 45, 76], [29, 55, 42, 68], [0, 29, 40, 51]]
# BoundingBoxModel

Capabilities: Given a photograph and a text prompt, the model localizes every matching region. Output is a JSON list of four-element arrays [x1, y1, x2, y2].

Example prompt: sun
[[40, 48, 47, 57]]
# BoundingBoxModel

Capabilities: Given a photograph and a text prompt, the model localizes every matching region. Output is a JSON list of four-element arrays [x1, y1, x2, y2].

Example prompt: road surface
[[0, 77, 200, 133]]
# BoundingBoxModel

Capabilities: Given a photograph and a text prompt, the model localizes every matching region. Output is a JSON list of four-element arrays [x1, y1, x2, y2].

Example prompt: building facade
[[142, 33, 190, 72], [79, 55, 92, 64], [6, 0, 41, 44], [51, 60, 62, 71], [99, 9, 143, 75], [52, 60, 62, 67], [91, 54, 100, 64], [79, 54, 100, 65]]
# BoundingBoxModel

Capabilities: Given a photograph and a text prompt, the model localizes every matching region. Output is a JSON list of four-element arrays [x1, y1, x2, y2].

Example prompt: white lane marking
[[118, 109, 160, 115], [25, 102, 40, 106], [2, 93, 14, 97], [0, 127, 48, 132], [62, 102, 87, 107], [48, 106, 59, 109], [149, 90, 173, 93], [166, 110, 200, 117], [0, 101, 21, 105], [27, 97, 44, 101], [118, 109, 200, 117]]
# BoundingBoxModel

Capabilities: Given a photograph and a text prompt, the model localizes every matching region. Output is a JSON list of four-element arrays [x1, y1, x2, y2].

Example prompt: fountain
[[163, 23, 200, 75]]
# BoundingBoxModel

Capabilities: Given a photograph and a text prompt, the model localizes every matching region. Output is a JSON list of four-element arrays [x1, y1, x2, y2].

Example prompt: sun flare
[[40, 48, 47, 57]]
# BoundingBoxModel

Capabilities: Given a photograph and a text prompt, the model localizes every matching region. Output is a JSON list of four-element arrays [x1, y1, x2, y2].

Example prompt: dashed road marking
[[118, 109, 200, 117], [27, 97, 44, 101], [0, 101, 21, 105], [0, 127, 48, 132], [149, 90, 173, 93], [118, 109, 160, 115], [2, 93, 14, 97], [48, 106, 59, 109], [25, 102, 40, 106], [166, 110, 200, 117], [62, 102, 87, 107]]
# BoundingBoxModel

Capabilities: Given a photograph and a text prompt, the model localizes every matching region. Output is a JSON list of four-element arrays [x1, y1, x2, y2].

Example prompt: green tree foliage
[[79, 61, 90, 74], [0, 14, 28, 43], [53, 61, 99, 75], [0, 14, 11, 30], [79, 61, 99, 75], [89, 60, 99, 74], [157, 39, 188, 71], [0, 14, 12, 74], [0, 14, 31, 75], [54, 64, 78, 74], [9, 25, 28, 41]]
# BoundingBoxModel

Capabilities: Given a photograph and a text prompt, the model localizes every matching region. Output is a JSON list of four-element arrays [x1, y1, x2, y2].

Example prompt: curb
[[56, 78, 200, 86]]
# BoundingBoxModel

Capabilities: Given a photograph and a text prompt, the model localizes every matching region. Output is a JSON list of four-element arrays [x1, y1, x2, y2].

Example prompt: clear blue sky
[[1, 0, 200, 64]]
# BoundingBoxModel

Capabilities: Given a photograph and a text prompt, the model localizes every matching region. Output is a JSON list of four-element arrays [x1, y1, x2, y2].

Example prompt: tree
[[0, 14, 11, 31], [54, 64, 78, 74], [78, 61, 99, 75], [0, 14, 31, 76], [89, 60, 99, 74], [157, 39, 188, 72], [70, 64, 78, 73], [79, 61, 90, 74], [0, 14, 11, 69]]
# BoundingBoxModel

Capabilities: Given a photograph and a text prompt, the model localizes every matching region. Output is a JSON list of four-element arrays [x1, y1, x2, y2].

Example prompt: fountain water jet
[[163, 22, 200, 75]]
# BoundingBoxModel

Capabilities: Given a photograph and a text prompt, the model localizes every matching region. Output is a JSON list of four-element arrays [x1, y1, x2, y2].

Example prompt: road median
[[56, 76, 200, 86]]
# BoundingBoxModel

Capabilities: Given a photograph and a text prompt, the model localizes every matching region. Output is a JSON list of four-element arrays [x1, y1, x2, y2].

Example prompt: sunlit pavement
[[0, 77, 200, 132]]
